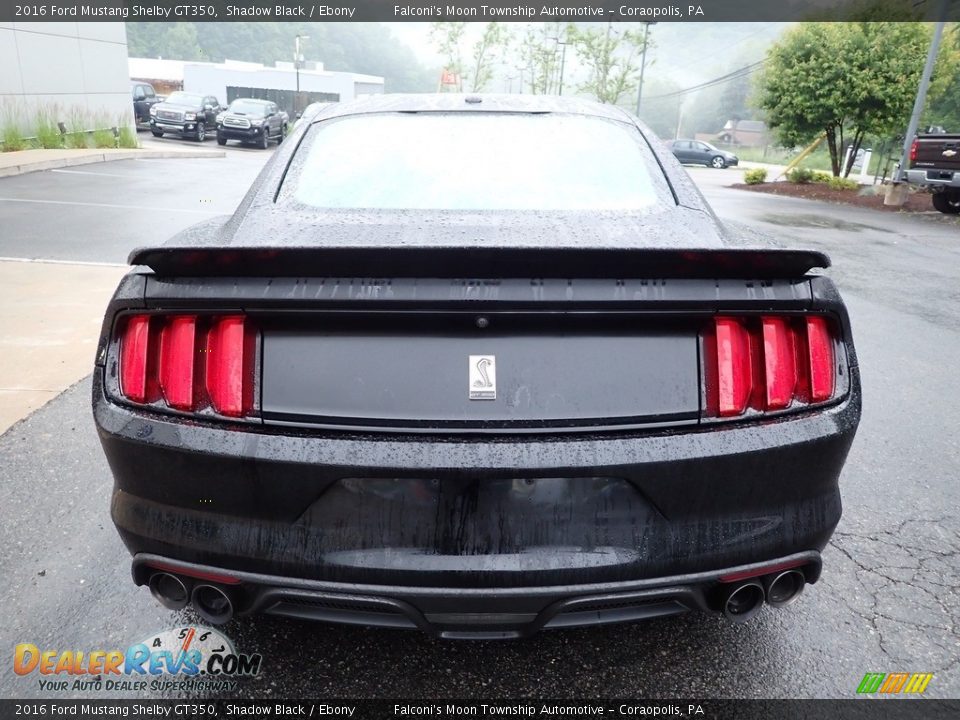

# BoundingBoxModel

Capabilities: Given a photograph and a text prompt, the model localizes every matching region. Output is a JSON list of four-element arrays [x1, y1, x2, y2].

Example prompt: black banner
[[2, 700, 960, 719], [3, 0, 959, 23]]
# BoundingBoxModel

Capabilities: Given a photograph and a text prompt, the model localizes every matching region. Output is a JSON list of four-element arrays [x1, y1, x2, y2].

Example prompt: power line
[[644, 59, 768, 101]]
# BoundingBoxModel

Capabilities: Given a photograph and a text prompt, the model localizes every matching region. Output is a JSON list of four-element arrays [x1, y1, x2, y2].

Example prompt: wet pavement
[[1, 157, 958, 700]]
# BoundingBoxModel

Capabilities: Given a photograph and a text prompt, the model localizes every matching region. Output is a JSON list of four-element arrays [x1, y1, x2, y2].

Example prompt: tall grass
[[34, 104, 62, 148], [1, 101, 139, 152], [0, 101, 26, 151], [91, 113, 116, 148], [65, 107, 90, 149]]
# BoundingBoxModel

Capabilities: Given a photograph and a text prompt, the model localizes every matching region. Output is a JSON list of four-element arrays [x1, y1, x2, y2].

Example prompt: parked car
[[670, 139, 740, 169], [905, 132, 960, 214], [216, 98, 288, 149], [131, 82, 161, 125], [149, 91, 222, 141], [94, 95, 860, 637]]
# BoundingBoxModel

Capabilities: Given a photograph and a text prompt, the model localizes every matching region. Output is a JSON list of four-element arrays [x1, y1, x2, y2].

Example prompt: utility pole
[[555, 34, 569, 95], [892, 0, 948, 184], [635, 22, 657, 117]]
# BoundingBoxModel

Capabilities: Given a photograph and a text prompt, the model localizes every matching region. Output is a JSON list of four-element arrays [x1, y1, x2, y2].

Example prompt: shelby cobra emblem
[[469, 355, 496, 400]]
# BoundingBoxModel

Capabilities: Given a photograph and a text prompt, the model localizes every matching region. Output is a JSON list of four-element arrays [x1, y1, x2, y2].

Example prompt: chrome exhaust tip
[[148, 572, 190, 611], [721, 581, 765, 623], [765, 569, 806, 608], [191, 584, 235, 625]]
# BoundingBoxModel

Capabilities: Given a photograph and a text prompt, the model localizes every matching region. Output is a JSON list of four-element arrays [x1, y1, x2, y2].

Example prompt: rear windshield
[[285, 113, 665, 211]]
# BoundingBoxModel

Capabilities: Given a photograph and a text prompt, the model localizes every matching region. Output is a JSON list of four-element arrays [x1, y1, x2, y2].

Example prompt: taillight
[[116, 313, 257, 418], [205, 316, 255, 417], [909, 139, 919, 162], [119, 315, 153, 403], [705, 315, 839, 418], [715, 317, 754, 417], [159, 315, 197, 410], [805, 316, 835, 402]]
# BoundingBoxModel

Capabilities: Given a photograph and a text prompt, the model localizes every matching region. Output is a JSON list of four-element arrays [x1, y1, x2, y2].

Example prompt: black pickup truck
[[905, 132, 960, 214], [149, 91, 222, 142], [131, 82, 161, 125]]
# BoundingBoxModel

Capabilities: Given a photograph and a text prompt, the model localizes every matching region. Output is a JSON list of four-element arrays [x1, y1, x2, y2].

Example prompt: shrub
[[812, 171, 833, 184], [743, 168, 768, 185], [826, 176, 859, 191], [786, 167, 814, 184]]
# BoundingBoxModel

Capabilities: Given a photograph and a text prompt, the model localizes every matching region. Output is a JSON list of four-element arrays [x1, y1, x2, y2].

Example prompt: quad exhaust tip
[[191, 583, 235, 625], [765, 569, 806, 608], [148, 572, 190, 612], [721, 580, 765, 623]]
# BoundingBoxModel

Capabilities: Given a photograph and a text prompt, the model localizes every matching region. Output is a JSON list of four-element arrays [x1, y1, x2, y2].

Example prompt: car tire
[[278, 124, 286, 144], [710, 156, 727, 169], [258, 131, 269, 150], [216, 134, 227, 146], [196, 124, 206, 142], [151, 130, 163, 138], [931, 191, 960, 214]]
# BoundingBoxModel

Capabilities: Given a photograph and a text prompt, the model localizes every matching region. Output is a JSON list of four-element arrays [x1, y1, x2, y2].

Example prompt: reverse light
[[116, 314, 257, 418], [706, 315, 840, 418]]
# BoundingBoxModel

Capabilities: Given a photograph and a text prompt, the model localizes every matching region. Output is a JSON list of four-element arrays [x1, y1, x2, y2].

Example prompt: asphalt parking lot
[[1, 150, 958, 700]]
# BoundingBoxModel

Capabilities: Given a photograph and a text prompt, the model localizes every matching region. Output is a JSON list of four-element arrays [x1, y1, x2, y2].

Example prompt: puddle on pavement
[[757, 214, 893, 233]]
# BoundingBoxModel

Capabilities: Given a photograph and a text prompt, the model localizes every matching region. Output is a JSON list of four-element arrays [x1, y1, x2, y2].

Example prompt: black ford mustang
[[93, 95, 861, 639]]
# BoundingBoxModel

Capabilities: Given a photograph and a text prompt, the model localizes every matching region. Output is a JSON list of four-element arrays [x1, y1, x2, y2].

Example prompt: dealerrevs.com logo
[[14, 626, 262, 693]]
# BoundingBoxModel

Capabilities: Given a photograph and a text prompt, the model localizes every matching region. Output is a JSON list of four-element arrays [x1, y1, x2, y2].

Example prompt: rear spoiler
[[129, 246, 829, 279]]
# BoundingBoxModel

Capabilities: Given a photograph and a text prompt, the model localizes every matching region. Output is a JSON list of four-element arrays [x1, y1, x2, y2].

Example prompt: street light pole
[[294, 34, 309, 95], [635, 22, 656, 116]]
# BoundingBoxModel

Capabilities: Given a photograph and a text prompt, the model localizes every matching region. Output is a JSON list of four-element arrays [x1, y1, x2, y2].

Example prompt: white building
[[0, 22, 133, 132], [128, 57, 384, 116]]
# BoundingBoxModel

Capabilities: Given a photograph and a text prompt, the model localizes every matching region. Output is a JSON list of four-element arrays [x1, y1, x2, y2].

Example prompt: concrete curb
[[0, 148, 226, 178]]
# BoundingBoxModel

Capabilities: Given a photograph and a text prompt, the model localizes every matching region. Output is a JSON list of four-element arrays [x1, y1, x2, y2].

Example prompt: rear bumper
[[132, 551, 822, 638], [905, 168, 960, 188], [95, 360, 859, 593]]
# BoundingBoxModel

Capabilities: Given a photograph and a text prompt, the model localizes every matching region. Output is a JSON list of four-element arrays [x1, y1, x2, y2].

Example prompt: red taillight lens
[[205, 316, 255, 417], [761, 317, 797, 410], [116, 313, 256, 418], [706, 314, 838, 418], [805, 316, 835, 402], [120, 314, 152, 403], [715, 317, 754, 416], [909, 139, 919, 162], [159, 315, 197, 410]]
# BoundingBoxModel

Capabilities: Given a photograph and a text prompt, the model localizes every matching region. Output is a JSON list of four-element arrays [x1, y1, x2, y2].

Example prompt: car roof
[[308, 93, 636, 124], [232, 98, 271, 105]]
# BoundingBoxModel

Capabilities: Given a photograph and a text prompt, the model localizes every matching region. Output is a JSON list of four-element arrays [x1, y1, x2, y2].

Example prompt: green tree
[[567, 22, 649, 106], [925, 24, 960, 131], [758, 22, 950, 177], [429, 21, 467, 90], [469, 23, 510, 92], [517, 22, 562, 94]]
